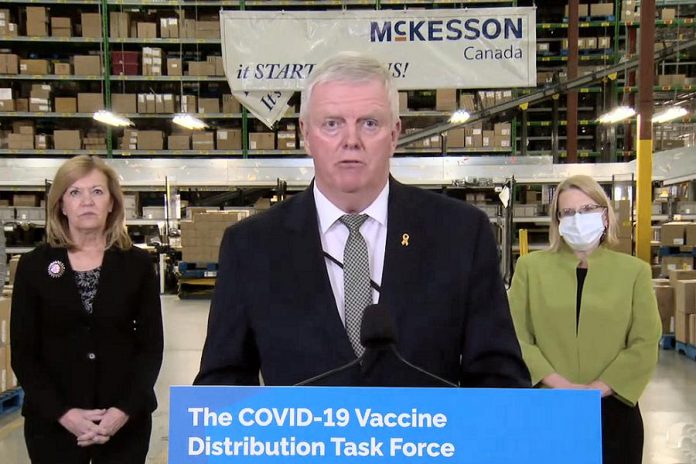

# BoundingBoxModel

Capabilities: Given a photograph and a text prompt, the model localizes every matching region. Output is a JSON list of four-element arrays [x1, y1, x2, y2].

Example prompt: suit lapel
[[283, 186, 355, 359], [380, 179, 426, 317], [52, 247, 89, 316]]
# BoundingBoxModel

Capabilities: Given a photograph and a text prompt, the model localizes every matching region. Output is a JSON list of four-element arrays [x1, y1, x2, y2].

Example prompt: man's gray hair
[[300, 51, 399, 122]]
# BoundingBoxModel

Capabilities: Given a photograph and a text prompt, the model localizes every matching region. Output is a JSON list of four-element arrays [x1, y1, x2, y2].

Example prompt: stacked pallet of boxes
[[180, 210, 251, 264], [0, 259, 20, 396], [655, 269, 696, 346], [660, 222, 696, 275]]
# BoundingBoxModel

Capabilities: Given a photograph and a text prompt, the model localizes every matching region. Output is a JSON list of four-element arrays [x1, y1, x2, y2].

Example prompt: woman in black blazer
[[10, 155, 164, 463]]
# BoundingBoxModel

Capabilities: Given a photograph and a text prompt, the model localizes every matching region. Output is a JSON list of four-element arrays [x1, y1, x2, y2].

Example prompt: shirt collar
[[314, 181, 390, 234]]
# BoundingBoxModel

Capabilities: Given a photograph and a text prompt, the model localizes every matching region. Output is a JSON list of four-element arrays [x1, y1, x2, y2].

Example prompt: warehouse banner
[[232, 91, 291, 128], [169, 386, 601, 463], [220, 8, 537, 93]]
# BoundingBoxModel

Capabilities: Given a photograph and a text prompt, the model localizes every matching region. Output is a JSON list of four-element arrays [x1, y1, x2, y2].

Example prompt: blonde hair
[[300, 51, 399, 123], [47, 155, 132, 250], [548, 174, 618, 251]]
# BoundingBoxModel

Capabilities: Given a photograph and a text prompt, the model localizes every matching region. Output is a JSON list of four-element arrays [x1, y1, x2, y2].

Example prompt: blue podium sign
[[169, 386, 601, 463]]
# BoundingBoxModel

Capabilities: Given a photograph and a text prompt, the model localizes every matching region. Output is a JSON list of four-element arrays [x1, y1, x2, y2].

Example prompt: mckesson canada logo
[[370, 18, 523, 43]]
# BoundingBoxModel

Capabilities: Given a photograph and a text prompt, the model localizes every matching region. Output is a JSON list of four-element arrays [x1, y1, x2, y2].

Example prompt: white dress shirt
[[314, 183, 389, 324]]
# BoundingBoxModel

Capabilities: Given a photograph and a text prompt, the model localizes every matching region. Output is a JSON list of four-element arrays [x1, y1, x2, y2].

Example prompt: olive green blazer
[[508, 245, 661, 405]]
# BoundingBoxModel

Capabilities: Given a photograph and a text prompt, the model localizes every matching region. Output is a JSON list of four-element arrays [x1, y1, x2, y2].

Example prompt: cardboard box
[[436, 89, 457, 112], [661, 222, 687, 246], [249, 132, 275, 150], [668, 269, 696, 287], [195, 20, 220, 39], [35, 134, 48, 149], [690, 314, 696, 344], [447, 128, 465, 148], [51, 17, 71, 37], [493, 135, 511, 148], [8, 134, 33, 149], [19, 59, 48, 75], [181, 95, 196, 113], [187, 61, 215, 76], [111, 93, 136, 113], [494, 123, 511, 136], [167, 58, 182, 76], [661, 8, 676, 21], [137, 22, 157, 39], [53, 62, 71, 75], [399, 92, 408, 112], [137, 130, 163, 150], [26, 6, 48, 37], [110, 12, 130, 38], [55, 97, 77, 113], [81, 13, 102, 38], [73, 55, 101, 76], [675, 279, 696, 314], [53, 130, 81, 149], [654, 280, 674, 334], [216, 129, 242, 150], [564, 4, 589, 16], [207, 56, 224, 76], [585, 37, 597, 49], [277, 131, 296, 150], [145, 94, 155, 113], [192, 132, 215, 150], [198, 97, 219, 113], [482, 130, 495, 147], [160, 94, 174, 113], [598, 36, 611, 49], [77, 93, 103, 113], [0, 54, 18, 74], [590, 3, 614, 16], [222, 95, 241, 114], [663, 256, 693, 274], [685, 223, 696, 247], [675, 310, 690, 343], [168, 135, 190, 150]]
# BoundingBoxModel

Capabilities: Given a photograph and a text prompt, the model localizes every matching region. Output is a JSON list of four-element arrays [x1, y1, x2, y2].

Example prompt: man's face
[[300, 79, 400, 210]]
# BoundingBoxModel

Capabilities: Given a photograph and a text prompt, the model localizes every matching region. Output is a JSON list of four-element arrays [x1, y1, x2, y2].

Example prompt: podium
[[169, 386, 601, 463]]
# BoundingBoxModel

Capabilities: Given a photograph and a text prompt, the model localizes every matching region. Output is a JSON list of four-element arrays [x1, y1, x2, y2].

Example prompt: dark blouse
[[576, 267, 588, 333], [74, 267, 101, 314]]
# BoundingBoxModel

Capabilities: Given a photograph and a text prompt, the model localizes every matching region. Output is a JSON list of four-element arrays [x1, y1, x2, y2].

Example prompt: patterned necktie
[[339, 214, 371, 357]]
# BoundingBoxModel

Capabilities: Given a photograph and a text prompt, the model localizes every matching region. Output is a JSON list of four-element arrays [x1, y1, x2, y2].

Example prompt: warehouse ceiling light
[[652, 106, 689, 124], [173, 113, 207, 130], [597, 106, 636, 124], [449, 110, 471, 124], [93, 110, 133, 127]]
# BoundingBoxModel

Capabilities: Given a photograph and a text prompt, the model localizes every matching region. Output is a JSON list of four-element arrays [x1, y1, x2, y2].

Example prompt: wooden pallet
[[676, 342, 696, 361], [660, 334, 676, 350]]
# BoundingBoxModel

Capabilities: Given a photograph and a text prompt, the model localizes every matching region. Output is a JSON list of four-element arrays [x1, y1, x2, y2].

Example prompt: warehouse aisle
[[0, 295, 694, 463]]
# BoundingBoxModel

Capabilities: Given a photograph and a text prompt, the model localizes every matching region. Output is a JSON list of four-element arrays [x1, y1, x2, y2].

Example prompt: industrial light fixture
[[172, 113, 207, 130], [652, 106, 688, 124], [93, 110, 133, 127], [449, 110, 471, 124], [597, 106, 636, 124]]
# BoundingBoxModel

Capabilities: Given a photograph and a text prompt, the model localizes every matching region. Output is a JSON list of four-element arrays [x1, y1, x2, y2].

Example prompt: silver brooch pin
[[48, 260, 65, 278]]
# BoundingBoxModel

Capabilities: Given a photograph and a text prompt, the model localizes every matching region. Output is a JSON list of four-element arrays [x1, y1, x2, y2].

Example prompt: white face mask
[[559, 211, 605, 252]]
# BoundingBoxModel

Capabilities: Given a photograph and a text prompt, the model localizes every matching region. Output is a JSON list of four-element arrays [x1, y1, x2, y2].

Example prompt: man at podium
[[194, 52, 530, 389]]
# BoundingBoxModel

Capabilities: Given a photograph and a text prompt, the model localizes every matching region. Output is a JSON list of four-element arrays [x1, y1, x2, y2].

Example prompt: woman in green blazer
[[508, 174, 660, 464]]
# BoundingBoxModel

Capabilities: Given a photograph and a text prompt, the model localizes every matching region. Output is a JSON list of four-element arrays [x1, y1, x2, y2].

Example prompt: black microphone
[[296, 304, 457, 387], [361, 305, 458, 388], [295, 304, 397, 386]]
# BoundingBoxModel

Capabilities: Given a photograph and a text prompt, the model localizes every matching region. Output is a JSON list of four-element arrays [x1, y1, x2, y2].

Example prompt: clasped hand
[[59, 407, 129, 447]]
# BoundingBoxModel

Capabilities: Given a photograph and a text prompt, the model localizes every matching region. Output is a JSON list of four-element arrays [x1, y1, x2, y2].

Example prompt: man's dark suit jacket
[[10, 244, 164, 422], [195, 178, 530, 388]]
